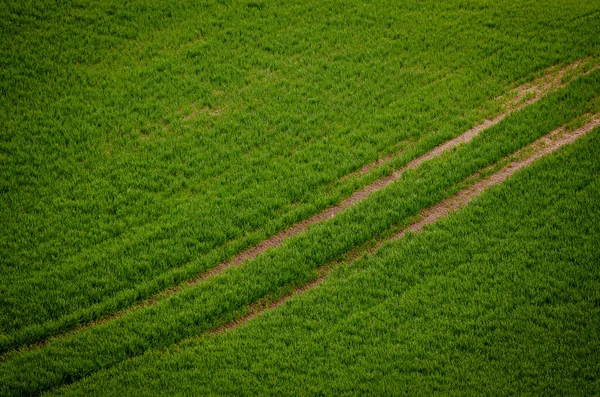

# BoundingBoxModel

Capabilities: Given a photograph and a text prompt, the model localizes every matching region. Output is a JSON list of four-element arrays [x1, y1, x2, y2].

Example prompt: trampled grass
[[2, 69, 599, 396], [2, 0, 600, 395], [50, 123, 600, 396], [2, 0, 600, 352]]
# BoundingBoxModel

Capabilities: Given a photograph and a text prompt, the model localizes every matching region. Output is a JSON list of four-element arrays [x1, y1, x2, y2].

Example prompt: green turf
[[50, 123, 600, 396], [1, 69, 599, 396], [2, 0, 600, 348]]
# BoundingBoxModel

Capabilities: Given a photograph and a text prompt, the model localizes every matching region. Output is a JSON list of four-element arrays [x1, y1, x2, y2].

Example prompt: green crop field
[[1, 0, 600, 395], [51, 115, 600, 397]]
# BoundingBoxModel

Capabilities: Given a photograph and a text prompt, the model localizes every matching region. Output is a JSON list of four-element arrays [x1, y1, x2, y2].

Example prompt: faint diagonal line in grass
[[341, 57, 599, 181], [4, 58, 595, 358], [205, 115, 600, 336]]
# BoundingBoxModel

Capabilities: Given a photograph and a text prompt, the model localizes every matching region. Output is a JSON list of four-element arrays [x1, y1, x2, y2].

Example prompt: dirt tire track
[[393, 116, 600, 239], [344, 58, 598, 180], [208, 115, 600, 335], [6, 59, 595, 357], [190, 59, 598, 285]]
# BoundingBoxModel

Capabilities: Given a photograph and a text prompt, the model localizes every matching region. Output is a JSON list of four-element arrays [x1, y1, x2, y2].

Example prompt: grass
[[2, 0, 600, 395], [50, 124, 600, 396], [2, 0, 600, 350], [1, 69, 599, 396]]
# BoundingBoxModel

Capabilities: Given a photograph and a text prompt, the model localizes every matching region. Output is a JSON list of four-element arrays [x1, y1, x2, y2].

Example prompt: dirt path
[[209, 115, 600, 335], [7, 59, 594, 357], [187, 59, 597, 285]]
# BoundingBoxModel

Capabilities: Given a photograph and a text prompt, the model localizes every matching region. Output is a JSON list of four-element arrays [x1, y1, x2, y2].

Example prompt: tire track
[[185, 59, 598, 286], [209, 115, 600, 335], [343, 57, 598, 180], [6, 58, 595, 357], [23, 115, 595, 397]]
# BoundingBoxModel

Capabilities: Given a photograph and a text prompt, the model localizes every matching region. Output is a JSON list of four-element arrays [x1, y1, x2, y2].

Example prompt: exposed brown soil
[[8, 59, 594, 358], [190, 59, 597, 286], [208, 115, 600, 335]]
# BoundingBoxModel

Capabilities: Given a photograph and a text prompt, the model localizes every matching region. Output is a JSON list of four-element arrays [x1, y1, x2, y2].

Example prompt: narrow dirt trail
[[209, 115, 600, 335], [8, 59, 594, 356], [186, 59, 597, 285]]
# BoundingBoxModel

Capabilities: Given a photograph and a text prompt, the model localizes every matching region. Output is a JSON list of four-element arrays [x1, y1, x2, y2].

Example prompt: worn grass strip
[[1, 76, 599, 396], [7, 58, 592, 357], [201, 115, 600, 336]]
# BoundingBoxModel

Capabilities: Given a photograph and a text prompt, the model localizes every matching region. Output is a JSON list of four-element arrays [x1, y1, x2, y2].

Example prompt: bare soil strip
[[187, 59, 597, 286], [8, 59, 593, 356], [209, 115, 600, 335]]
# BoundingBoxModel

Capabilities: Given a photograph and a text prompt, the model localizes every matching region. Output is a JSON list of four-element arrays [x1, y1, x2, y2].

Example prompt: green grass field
[[1, 0, 600, 395], [52, 126, 600, 396]]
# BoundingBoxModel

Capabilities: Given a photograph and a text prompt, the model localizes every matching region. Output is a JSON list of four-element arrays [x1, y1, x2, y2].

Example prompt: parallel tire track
[[8, 58, 595, 355], [209, 115, 600, 335], [21, 116, 596, 397]]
